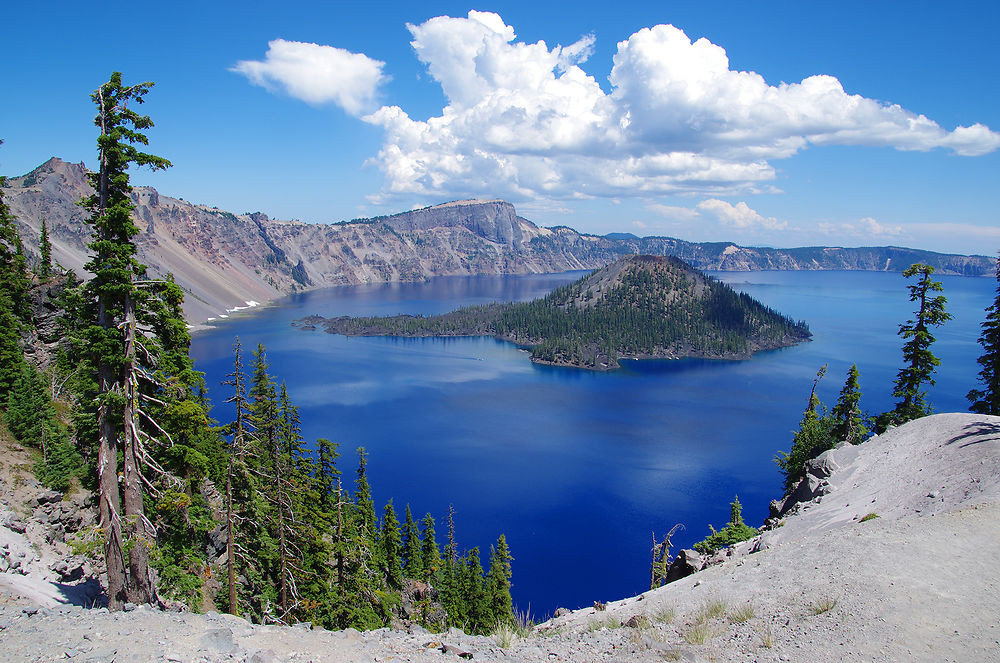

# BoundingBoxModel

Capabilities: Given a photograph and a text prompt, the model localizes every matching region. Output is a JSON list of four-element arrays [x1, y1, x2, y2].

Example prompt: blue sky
[[2, 1, 997, 255]]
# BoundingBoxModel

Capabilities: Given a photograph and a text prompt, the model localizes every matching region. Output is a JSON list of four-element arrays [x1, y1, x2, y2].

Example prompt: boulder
[[395, 579, 447, 627], [665, 549, 703, 584], [29, 490, 62, 509], [51, 557, 87, 582], [206, 525, 228, 558]]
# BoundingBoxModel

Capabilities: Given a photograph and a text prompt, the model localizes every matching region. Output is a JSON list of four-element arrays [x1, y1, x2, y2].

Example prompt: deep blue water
[[189, 270, 994, 617]]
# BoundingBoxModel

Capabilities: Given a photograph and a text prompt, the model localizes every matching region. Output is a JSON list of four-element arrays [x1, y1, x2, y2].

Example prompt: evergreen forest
[[306, 254, 812, 369]]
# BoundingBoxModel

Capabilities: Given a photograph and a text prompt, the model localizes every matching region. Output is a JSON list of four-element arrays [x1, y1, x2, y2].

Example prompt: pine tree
[[402, 505, 423, 580], [692, 495, 758, 554], [881, 264, 952, 429], [484, 534, 514, 626], [378, 500, 403, 590], [353, 447, 377, 543], [968, 255, 1000, 415], [247, 344, 304, 622], [38, 217, 52, 279], [460, 547, 487, 630], [0, 146, 30, 322], [438, 504, 461, 621], [776, 366, 835, 492], [221, 337, 252, 615], [81, 72, 171, 609], [278, 382, 306, 472], [420, 512, 442, 585], [0, 301, 24, 399], [315, 437, 340, 513], [830, 364, 867, 445]]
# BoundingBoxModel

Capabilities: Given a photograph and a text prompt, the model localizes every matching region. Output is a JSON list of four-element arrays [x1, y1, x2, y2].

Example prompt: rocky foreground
[[1, 413, 998, 662]]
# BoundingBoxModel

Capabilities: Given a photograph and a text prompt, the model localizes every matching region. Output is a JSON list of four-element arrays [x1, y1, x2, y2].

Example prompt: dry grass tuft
[[729, 602, 755, 623], [809, 596, 838, 615]]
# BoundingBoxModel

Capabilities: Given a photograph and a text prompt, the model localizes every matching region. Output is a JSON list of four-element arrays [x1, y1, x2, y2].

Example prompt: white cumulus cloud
[[696, 199, 787, 230], [235, 14, 1000, 207], [360, 14, 998, 205], [232, 39, 388, 116]]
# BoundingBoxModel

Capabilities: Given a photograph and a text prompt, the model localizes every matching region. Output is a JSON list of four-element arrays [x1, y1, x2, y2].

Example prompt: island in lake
[[296, 255, 812, 370]]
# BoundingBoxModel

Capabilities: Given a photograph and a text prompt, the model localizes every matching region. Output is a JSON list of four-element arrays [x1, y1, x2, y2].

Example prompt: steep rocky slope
[[1, 413, 997, 662], [3, 158, 994, 325]]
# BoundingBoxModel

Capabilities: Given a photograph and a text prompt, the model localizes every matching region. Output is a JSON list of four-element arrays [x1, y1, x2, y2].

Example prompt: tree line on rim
[[0, 73, 515, 633]]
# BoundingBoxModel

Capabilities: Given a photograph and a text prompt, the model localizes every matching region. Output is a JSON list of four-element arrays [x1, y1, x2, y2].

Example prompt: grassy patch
[[729, 602, 755, 623], [859, 512, 879, 522], [586, 615, 621, 633], [654, 605, 677, 624], [758, 622, 775, 648], [493, 620, 517, 649], [625, 614, 652, 629], [693, 598, 728, 624], [809, 597, 838, 615], [683, 621, 718, 644]]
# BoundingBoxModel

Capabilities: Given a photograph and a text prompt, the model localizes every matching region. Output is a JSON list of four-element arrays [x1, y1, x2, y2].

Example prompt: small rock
[[553, 607, 571, 618], [249, 650, 279, 663], [199, 627, 236, 653], [441, 643, 474, 659], [593, 601, 606, 612]]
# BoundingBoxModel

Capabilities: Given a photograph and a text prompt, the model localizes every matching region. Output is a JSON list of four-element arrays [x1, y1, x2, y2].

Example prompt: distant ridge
[[2, 157, 994, 324]]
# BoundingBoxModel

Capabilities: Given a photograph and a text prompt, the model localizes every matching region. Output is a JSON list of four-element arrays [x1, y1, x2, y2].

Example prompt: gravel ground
[[1, 413, 998, 662]]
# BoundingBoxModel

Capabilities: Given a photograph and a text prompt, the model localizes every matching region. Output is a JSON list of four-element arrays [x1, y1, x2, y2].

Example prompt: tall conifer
[[968, 255, 1000, 415], [830, 364, 867, 445], [402, 505, 423, 580], [38, 217, 52, 279], [420, 513, 441, 585], [81, 72, 171, 609], [379, 500, 403, 590], [882, 264, 951, 428], [485, 534, 514, 626]]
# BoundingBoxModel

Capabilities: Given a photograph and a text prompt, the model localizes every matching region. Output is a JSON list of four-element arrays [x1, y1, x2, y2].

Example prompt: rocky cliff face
[[3, 158, 994, 324]]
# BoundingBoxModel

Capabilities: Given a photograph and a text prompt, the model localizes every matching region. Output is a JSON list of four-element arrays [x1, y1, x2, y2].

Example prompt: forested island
[[297, 255, 811, 369]]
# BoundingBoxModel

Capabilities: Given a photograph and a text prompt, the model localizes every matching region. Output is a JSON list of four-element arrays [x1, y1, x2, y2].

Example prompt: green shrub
[[693, 496, 758, 554]]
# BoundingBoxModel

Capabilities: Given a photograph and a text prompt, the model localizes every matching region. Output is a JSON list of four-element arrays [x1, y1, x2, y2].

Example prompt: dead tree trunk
[[123, 294, 156, 604]]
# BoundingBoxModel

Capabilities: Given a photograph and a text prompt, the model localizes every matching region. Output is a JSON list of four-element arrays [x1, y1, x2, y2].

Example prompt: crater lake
[[190, 269, 994, 616]]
